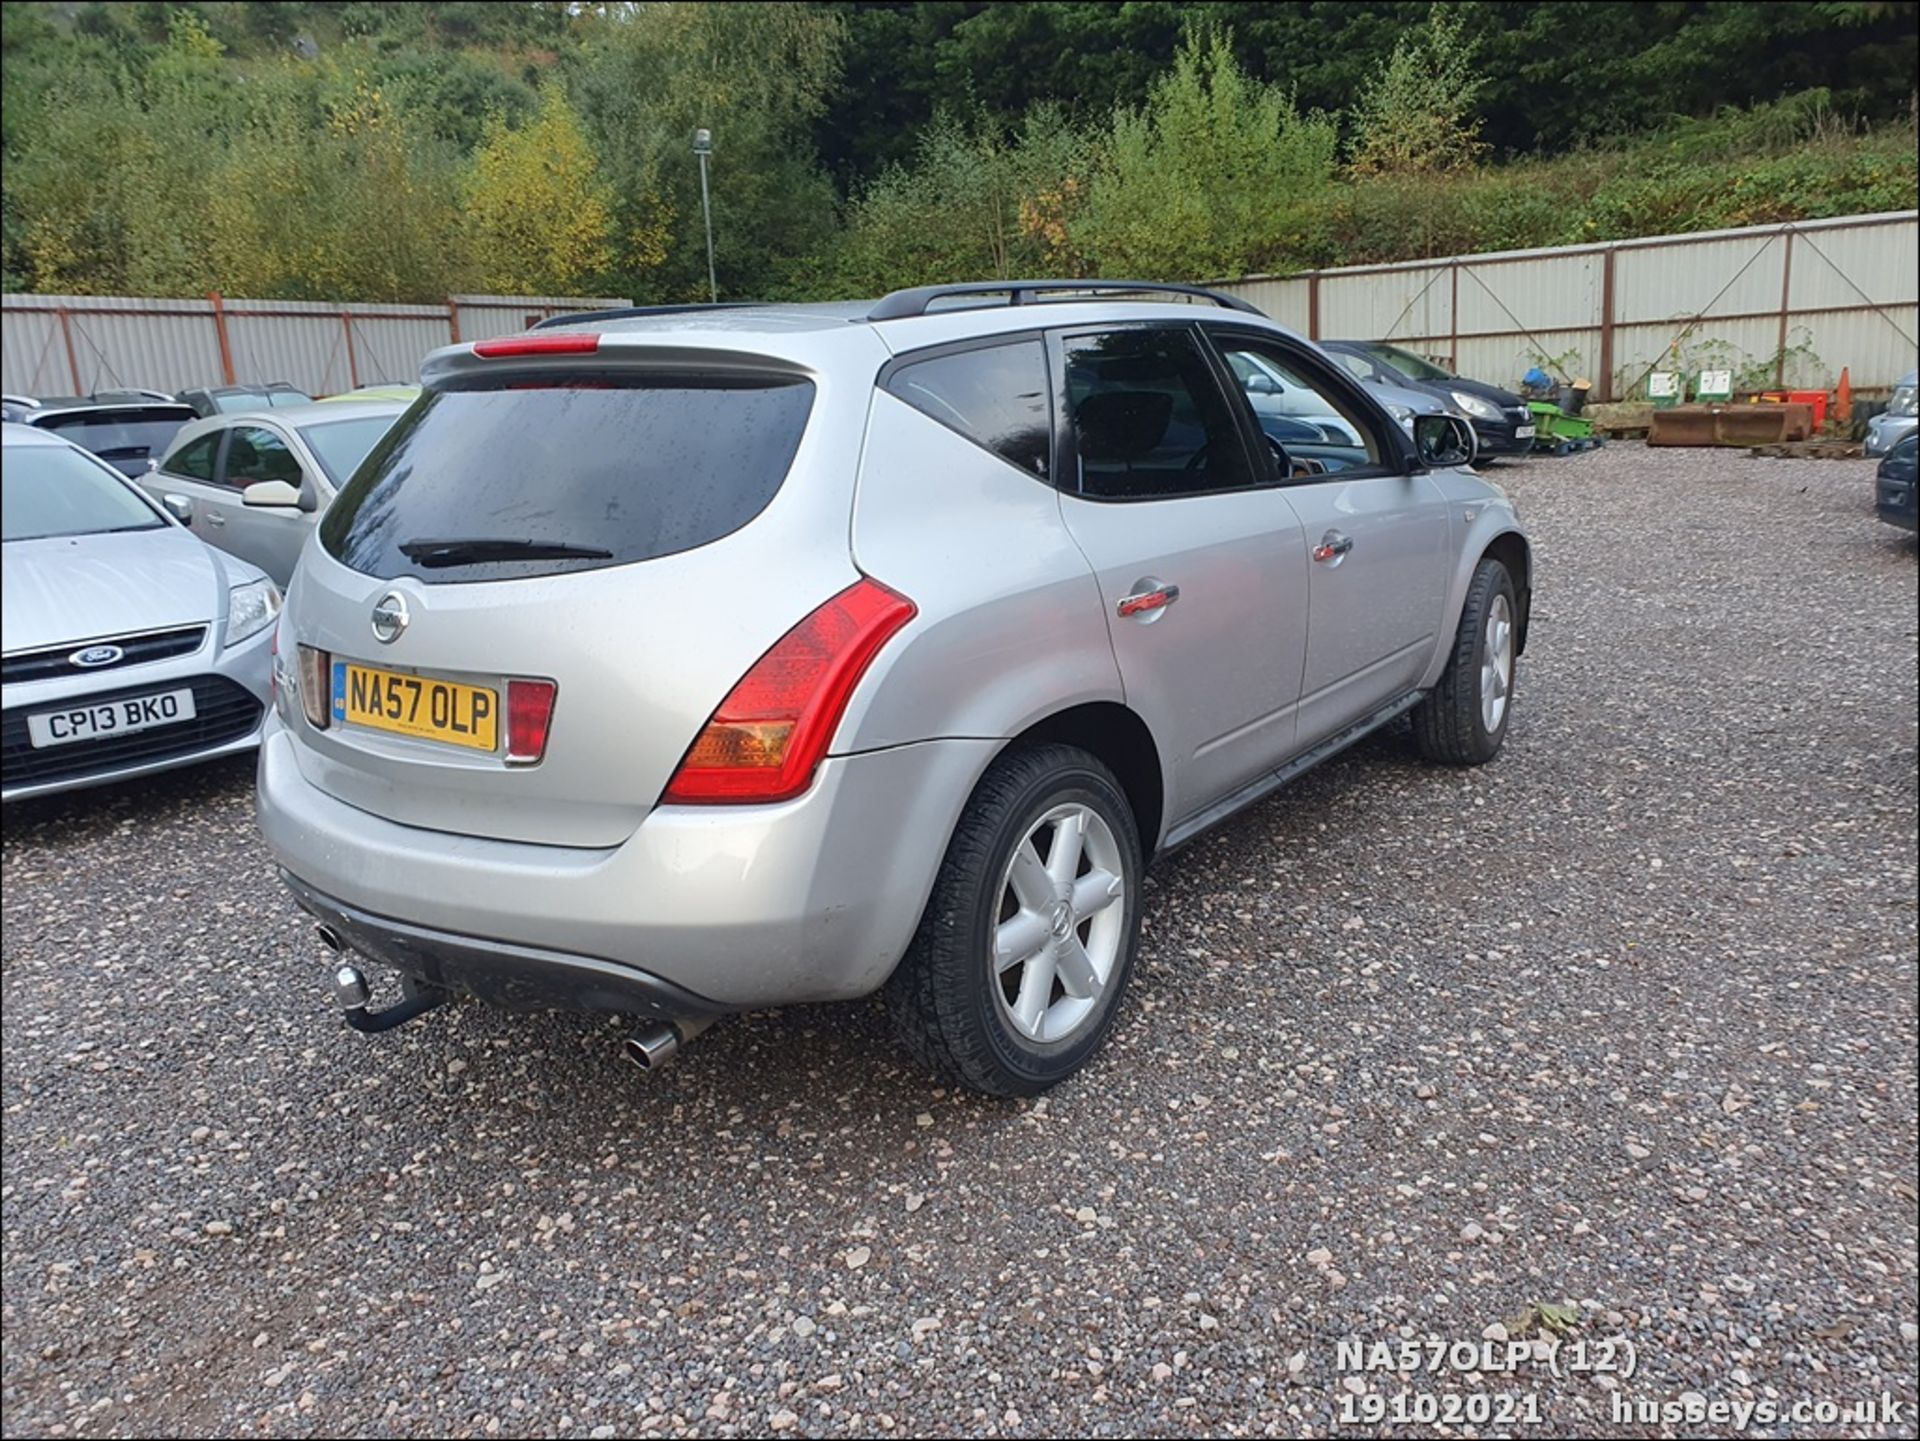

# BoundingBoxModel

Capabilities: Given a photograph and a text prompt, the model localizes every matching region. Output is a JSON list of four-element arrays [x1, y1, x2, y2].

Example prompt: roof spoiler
[[531, 303, 760, 331]]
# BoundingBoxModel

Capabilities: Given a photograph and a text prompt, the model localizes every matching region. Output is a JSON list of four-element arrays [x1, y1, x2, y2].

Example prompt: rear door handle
[[1117, 583, 1179, 618], [1312, 530, 1353, 563]]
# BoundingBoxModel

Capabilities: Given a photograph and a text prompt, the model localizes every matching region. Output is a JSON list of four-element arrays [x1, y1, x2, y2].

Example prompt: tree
[[1347, 6, 1488, 177], [1072, 26, 1337, 280], [462, 90, 615, 296], [822, 105, 1090, 296], [565, 2, 844, 300], [206, 69, 468, 302]]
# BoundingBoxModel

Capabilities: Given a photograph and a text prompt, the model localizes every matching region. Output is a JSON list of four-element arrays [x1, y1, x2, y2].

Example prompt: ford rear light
[[296, 644, 331, 730], [662, 578, 916, 804], [505, 678, 558, 764], [472, 334, 601, 359]]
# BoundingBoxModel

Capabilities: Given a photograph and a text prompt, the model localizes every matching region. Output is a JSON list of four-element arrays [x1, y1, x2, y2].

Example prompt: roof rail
[[866, 280, 1264, 322], [530, 302, 760, 331]]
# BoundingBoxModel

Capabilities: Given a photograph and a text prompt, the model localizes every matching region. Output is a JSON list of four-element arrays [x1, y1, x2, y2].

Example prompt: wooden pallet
[[1746, 437, 1864, 460]]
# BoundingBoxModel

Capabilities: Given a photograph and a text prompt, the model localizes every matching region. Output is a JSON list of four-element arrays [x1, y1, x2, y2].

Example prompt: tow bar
[[319, 924, 447, 1033]]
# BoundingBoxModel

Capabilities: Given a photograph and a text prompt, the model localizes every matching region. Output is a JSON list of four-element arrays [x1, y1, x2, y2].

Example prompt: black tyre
[[1411, 555, 1517, 765], [886, 743, 1143, 1096]]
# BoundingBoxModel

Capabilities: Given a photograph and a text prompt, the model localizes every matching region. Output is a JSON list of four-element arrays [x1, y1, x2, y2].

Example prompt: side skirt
[[1159, 690, 1425, 854]]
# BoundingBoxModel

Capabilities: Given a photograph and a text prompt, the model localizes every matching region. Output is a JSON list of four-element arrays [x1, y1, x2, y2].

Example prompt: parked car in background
[[1231, 347, 1461, 441], [89, 388, 177, 405], [142, 399, 409, 586], [177, 382, 313, 418], [19, 400, 197, 478], [1321, 341, 1535, 458], [2, 424, 277, 802], [2, 394, 38, 423], [1876, 432, 1917, 531], [258, 282, 1529, 1096], [1864, 369, 1916, 457], [317, 384, 421, 405]]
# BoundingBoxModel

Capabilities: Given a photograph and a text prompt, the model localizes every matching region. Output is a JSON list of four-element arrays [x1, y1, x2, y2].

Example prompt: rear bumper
[[256, 716, 998, 1011]]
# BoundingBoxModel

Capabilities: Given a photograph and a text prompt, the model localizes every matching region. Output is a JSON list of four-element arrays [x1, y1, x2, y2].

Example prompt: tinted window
[[37, 409, 191, 474], [1211, 335, 1383, 475], [298, 415, 400, 486], [164, 431, 220, 481], [224, 426, 301, 487], [887, 341, 1050, 478], [321, 375, 815, 583], [2, 444, 164, 541], [1062, 329, 1252, 500]]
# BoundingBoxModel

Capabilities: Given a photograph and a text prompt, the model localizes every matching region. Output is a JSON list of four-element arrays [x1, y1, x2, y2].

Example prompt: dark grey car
[[1322, 341, 1536, 457]]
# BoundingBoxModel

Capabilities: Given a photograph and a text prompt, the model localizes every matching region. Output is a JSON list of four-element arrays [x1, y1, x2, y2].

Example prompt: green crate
[[1527, 400, 1603, 455]]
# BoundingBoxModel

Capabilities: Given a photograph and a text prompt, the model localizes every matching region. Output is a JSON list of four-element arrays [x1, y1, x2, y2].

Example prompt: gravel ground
[[3, 446, 1915, 1439]]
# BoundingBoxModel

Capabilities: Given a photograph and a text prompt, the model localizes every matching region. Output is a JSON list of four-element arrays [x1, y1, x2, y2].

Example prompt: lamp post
[[692, 128, 716, 304]]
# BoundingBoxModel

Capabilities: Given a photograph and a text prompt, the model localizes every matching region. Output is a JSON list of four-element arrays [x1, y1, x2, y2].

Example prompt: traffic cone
[[1835, 367, 1852, 425]]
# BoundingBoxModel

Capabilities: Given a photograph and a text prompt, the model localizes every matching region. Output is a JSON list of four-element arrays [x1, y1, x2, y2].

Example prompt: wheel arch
[[1480, 529, 1532, 653], [1007, 701, 1166, 857]]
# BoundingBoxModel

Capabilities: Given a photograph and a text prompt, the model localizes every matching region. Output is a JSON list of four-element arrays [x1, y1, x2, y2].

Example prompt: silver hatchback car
[[259, 282, 1532, 1095]]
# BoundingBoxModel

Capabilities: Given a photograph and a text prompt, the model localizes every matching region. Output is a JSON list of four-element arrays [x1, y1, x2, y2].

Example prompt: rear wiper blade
[[398, 537, 614, 568]]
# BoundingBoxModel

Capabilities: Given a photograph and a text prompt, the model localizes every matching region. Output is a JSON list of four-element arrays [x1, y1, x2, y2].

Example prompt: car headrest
[[1076, 390, 1173, 462]]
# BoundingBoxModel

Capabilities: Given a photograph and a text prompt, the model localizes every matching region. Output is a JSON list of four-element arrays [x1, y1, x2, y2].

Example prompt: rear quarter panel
[[840, 393, 1124, 751]]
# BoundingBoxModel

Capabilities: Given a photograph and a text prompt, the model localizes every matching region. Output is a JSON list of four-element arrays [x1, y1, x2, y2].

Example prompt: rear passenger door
[[1204, 327, 1452, 747], [1049, 323, 1310, 826]]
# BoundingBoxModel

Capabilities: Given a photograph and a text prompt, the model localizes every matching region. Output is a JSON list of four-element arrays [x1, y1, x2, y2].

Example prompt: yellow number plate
[[332, 661, 498, 752]]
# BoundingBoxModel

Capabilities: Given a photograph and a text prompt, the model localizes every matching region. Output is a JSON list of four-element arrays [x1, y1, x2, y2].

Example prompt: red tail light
[[662, 578, 917, 804], [296, 644, 331, 730], [472, 333, 601, 359], [506, 679, 558, 764]]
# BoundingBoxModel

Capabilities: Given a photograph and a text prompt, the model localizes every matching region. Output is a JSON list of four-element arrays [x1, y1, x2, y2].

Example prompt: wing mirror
[[242, 479, 305, 510], [161, 493, 193, 524], [1244, 373, 1280, 395], [1411, 414, 1477, 470]]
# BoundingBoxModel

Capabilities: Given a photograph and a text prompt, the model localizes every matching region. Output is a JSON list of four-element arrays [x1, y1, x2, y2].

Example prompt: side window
[[886, 340, 1051, 479], [164, 431, 219, 482], [1211, 335, 1384, 475], [1061, 328, 1254, 500], [223, 426, 300, 489], [1330, 351, 1378, 384]]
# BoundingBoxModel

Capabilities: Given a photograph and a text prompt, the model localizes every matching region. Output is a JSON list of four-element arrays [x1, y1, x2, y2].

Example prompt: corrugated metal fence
[[1, 292, 627, 400], [1216, 210, 1918, 400]]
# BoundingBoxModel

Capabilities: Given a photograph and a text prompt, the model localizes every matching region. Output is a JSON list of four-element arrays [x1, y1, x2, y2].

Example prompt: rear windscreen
[[39, 410, 191, 466], [319, 374, 815, 582]]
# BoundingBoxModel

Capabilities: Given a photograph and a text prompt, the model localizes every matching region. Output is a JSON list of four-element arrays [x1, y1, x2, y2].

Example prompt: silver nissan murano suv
[[258, 281, 1533, 1095]]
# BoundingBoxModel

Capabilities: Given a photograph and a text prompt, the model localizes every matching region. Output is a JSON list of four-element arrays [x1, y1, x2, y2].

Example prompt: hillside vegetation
[[2, 1, 1914, 302]]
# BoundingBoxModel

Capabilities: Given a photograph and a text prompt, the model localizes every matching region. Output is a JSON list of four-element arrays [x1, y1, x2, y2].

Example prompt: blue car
[[1875, 432, 1917, 532]]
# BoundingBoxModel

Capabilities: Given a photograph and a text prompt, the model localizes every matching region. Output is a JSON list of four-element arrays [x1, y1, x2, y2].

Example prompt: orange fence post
[[1598, 248, 1617, 403], [208, 290, 237, 384], [1775, 229, 1794, 390]]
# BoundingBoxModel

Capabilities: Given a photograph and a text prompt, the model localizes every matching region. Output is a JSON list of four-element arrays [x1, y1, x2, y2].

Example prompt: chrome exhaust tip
[[623, 1022, 681, 1071], [315, 923, 344, 953]]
